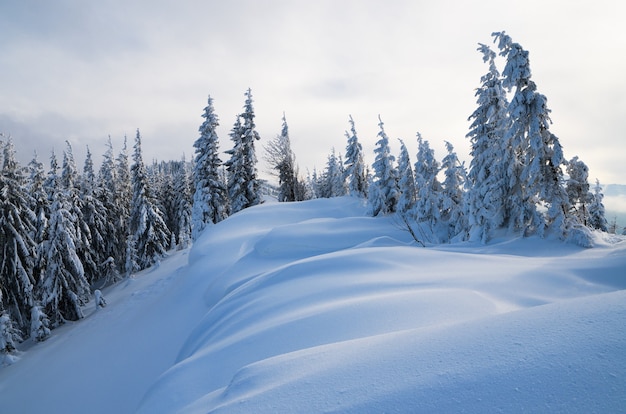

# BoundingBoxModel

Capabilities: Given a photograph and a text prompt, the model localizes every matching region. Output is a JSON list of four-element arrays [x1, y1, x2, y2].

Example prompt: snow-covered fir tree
[[413, 133, 442, 229], [565, 156, 593, 226], [171, 159, 193, 249], [27, 153, 50, 297], [493, 31, 571, 239], [440, 141, 468, 240], [61, 142, 98, 285], [0, 139, 37, 337], [80, 147, 111, 286], [368, 116, 399, 216], [588, 179, 608, 232], [96, 137, 123, 273], [343, 115, 368, 198], [129, 130, 170, 271], [226, 89, 261, 214], [192, 95, 230, 240], [151, 161, 176, 249], [27, 153, 49, 248], [40, 152, 91, 327], [318, 149, 346, 198], [115, 136, 132, 267], [466, 43, 510, 243], [264, 113, 300, 202], [0, 311, 19, 355], [396, 139, 416, 215], [29, 302, 50, 342]]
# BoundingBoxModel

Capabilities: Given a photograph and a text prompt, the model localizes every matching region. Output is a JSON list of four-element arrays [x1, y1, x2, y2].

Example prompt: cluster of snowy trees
[[0, 88, 272, 350], [0, 132, 192, 349], [303, 32, 608, 246], [2, 33, 612, 354]]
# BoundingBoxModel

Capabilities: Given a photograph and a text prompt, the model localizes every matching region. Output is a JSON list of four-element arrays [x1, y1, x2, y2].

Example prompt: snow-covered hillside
[[1, 197, 625, 413]]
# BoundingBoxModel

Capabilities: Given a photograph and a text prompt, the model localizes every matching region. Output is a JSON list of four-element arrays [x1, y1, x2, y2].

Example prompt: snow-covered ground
[[1, 197, 625, 413]]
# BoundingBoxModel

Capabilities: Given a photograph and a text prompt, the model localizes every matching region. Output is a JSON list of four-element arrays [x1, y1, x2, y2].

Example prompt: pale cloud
[[1, 0, 625, 184]]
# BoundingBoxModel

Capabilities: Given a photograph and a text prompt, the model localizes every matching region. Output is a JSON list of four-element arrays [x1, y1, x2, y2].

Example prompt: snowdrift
[[1, 197, 625, 413]]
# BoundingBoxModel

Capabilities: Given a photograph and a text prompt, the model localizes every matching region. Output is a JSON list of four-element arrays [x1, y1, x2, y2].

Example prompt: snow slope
[[1, 197, 625, 413]]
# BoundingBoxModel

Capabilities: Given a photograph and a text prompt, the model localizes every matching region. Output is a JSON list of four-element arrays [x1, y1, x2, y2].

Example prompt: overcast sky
[[1, 0, 625, 185]]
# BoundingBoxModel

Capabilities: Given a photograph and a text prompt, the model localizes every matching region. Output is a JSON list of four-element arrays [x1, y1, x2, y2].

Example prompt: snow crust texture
[[1, 197, 625, 413]]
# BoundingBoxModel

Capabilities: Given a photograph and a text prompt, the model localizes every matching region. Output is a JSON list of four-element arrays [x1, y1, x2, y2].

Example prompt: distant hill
[[604, 184, 626, 197]]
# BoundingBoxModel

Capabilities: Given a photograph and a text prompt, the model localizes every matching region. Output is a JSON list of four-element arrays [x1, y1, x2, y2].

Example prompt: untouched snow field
[[1, 197, 625, 413]]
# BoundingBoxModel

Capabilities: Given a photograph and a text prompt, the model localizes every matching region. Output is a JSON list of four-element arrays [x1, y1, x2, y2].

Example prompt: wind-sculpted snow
[[136, 197, 626, 413], [2, 197, 625, 413]]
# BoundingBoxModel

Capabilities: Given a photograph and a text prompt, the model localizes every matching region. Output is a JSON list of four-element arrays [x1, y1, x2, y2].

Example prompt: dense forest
[[0, 32, 609, 353]]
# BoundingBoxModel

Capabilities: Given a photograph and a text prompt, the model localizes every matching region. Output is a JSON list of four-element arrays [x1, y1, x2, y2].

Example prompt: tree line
[[1, 33, 610, 356]]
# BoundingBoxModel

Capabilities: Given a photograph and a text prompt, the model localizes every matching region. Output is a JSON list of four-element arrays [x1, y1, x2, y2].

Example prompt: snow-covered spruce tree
[[396, 139, 416, 215], [30, 302, 50, 342], [27, 153, 49, 248], [96, 137, 123, 274], [151, 161, 176, 249], [369, 116, 399, 216], [226, 89, 261, 214], [81, 147, 111, 286], [466, 43, 510, 243], [413, 133, 442, 233], [343, 115, 368, 198], [565, 156, 593, 226], [493, 31, 572, 240], [129, 130, 170, 270], [27, 153, 50, 297], [0, 311, 19, 355], [319, 148, 346, 198], [172, 160, 193, 249], [440, 141, 468, 241], [264, 113, 300, 202], [588, 179, 608, 232], [115, 136, 132, 266], [61, 142, 98, 285], [0, 139, 37, 337], [192, 95, 230, 240], [40, 166, 91, 327]]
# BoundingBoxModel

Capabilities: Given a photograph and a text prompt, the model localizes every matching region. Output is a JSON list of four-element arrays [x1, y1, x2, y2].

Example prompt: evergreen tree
[[320, 149, 346, 198], [440, 141, 468, 240], [172, 160, 193, 249], [81, 147, 111, 285], [0, 139, 37, 336], [192, 95, 230, 239], [43, 151, 60, 203], [27, 153, 49, 247], [96, 137, 123, 272], [115, 136, 132, 266], [466, 43, 510, 242], [396, 139, 416, 215], [27, 153, 49, 294], [226, 89, 261, 214], [30, 302, 50, 342], [129, 130, 170, 270], [0, 311, 19, 355], [62, 143, 98, 285], [588, 179, 608, 232], [565, 156, 592, 226], [343, 115, 367, 197], [493, 31, 570, 238], [413, 133, 442, 226], [40, 171, 91, 327], [264, 113, 300, 202], [369, 116, 399, 216]]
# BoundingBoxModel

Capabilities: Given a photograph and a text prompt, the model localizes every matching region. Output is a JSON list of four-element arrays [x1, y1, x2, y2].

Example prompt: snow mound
[[135, 197, 626, 413]]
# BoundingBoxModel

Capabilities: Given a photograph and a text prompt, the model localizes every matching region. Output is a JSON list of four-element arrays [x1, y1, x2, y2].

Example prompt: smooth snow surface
[[1, 197, 625, 413]]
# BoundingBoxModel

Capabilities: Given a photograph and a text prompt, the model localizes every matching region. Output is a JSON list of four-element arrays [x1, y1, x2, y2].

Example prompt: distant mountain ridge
[[604, 184, 626, 197]]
